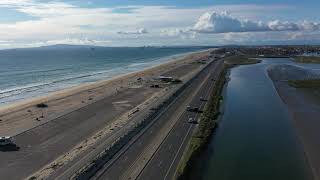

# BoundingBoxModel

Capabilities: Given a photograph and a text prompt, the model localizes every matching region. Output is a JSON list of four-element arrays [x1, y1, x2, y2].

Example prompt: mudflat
[[268, 64, 320, 180]]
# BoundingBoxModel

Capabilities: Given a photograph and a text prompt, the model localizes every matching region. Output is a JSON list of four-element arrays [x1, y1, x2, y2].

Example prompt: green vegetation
[[175, 56, 262, 179], [175, 65, 227, 180], [293, 56, 320, 64], [288, 79, 320, 89], [224, 55, 261, 66], [174, 56, 262, 180]]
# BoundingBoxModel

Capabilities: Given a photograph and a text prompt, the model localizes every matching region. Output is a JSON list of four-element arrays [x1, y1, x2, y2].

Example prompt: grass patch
[[224, 55, 261, 66], [175, 65, 228, 180], [288, 79, 320, 89], [293, 56, 320, 64]]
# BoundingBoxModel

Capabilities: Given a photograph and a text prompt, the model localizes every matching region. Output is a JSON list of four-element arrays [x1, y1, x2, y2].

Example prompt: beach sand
[[0, 49, 213, 136]]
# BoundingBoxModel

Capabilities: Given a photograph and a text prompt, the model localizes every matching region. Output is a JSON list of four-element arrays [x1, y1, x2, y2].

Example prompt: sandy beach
[[0, 49, 213, 136], [268, 65, 320, 180], [0, 49, 216, 179]]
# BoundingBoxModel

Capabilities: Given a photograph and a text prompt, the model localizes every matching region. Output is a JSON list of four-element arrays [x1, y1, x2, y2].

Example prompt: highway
[[94, 58, 224, 180], [0, 55, 209, 180], [0, 86, 155, 180]]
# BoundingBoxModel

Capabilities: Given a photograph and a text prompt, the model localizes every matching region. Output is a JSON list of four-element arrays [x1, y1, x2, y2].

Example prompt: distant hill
[[0, 44, 216, 52], [38, 44, 101, 49]]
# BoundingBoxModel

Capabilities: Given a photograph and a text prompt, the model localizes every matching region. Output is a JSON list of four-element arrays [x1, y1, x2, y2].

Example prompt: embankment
[[175, 64, 227, 180], [175, 55, 262, 180]]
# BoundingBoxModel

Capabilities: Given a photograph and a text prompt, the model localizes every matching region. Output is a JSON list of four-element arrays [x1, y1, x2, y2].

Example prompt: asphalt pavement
[[94, 59, 224, 180]]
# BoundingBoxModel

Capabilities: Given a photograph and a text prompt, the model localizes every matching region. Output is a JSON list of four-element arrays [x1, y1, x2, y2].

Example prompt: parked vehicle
[[0, 136, 14, 146]]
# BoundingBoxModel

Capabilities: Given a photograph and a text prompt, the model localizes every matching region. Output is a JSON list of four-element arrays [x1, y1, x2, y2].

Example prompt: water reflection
[[201, 58, 318, 180]]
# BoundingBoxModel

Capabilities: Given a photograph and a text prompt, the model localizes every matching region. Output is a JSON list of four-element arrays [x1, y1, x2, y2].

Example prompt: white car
[[188, 117, 198, 124], [0, 136, 14, 146]]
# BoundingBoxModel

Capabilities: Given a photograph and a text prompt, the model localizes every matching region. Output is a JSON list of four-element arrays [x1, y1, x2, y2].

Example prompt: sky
[[0, 0, 319, 48]]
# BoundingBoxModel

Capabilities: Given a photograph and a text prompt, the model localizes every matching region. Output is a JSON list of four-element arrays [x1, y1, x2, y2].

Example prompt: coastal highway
[[0, 86, 155, 179], [94, 58, 224, 180], [0, 55, 208, 180]]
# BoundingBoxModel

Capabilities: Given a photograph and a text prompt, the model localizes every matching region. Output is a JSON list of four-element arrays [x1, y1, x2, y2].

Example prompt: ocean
[[0, 45, 208, 106]]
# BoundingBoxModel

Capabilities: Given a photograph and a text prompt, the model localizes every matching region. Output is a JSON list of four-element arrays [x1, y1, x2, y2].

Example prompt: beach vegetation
[[293, 56, 320, 64], [288, 79, 320, 89], [224, 55, 261, 66]]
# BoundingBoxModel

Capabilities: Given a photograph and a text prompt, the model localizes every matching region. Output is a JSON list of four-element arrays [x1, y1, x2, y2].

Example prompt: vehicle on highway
[[0, 136, 14, 146], [188, 117, 198, 124], [187, 106, 199, 112], [200, 97, 207, 101]]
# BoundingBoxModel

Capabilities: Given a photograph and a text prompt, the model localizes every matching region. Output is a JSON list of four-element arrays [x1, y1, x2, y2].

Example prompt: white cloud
[[0, 1, 318, 48], [193, 11, 320, 33], [160, 28, 196, 39], [117, 28, 148, 35], [160, 28, 188, 36]]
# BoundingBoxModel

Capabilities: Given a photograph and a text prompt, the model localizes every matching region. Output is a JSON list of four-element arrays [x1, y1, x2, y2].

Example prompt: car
[[200, 97, 207, 101], [188, 117, 198, 124], [187, 107, 198, 112], [0, 136, 14, 146]]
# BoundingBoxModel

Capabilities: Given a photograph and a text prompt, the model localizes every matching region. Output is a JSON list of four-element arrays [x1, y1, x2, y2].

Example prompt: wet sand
[[0, 49, 216, 180], [0, 50, 213, 137], [268, 65, 320, 180]]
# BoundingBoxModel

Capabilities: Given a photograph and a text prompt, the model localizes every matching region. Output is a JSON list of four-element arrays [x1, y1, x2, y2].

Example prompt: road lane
[[95, 59, 223, 180], [0, 87, 158, 180], [137, 60, 223, 180]]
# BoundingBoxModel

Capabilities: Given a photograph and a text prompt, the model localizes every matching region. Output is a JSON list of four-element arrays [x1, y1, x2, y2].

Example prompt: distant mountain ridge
[[0, 44, 216, 52], [38, 44, 101, 49]]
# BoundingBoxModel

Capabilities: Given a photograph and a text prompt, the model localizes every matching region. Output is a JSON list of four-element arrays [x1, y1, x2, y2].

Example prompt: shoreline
[[267, 65, 320, 180], [175, 56, 263, 180], [0, 48, 215, 180], [0, 49, 213, 137], [0, 50, 205, 113]]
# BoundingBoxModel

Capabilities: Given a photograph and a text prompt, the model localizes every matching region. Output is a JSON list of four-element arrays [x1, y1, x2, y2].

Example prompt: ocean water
[[0, 46, 207, 106]]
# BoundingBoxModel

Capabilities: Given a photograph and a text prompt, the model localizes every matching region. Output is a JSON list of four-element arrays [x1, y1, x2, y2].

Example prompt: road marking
[[138, 63, 220, 180], [93, 64, 213, 180], [119, 62, 216, 180], [119, 74, 210, 180], [163, 125, 193, 180], [163, 61, 222, 180]]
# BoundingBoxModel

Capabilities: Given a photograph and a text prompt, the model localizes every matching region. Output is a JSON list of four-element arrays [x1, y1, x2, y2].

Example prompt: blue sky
[[0, 0, 319, 48]]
